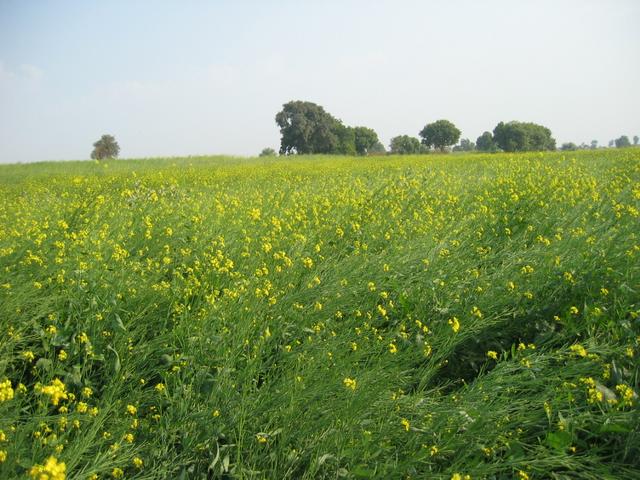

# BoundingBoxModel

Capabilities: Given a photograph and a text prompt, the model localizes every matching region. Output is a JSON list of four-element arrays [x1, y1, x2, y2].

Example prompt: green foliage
[[615, 136, 631, 148], [0, 150, 639, 479], [259, 148, 277, 157], [389, 135, 422, 154], [419, 119, 461, 151], [492, 121, 556, 152], [476, 131, 497, 152], [453, 138, 475, 152], [275, 101, 380, 156], [561, 142, 578, 151], [353, 126, 381, 156], [275, 101, 343, 154], [634, 135, 639, 146], [90, 134, 120, 160]]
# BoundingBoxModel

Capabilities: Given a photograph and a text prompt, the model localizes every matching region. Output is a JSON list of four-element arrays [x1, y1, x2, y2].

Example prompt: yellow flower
[[126, 404, 137, 415], [29, 456, 66, 480], [388, 343, 398, 354], [0, 380, 14, 402], [256, 433, 268, 444], [343, 377, 357, 391], [0, 450, 6, 463], [36, 378, 68, 406], [22, 350, 36, 362], [448, 317, 460, 333], [133, 456, 144, 468], [58, 350, 68, 361], [487, 350, 498, 360], [111, 467, 124, 478], [401, 418, 410, 432], [155, 383, 166, 392], [569, 344, 587, 357]]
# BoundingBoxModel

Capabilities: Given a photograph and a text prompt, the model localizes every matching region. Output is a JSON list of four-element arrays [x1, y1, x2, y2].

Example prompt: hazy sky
[[1, 0, 639, 163]]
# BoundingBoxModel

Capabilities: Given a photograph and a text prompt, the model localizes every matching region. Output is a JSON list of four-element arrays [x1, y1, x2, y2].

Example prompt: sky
[[0, 0, 639, 163]]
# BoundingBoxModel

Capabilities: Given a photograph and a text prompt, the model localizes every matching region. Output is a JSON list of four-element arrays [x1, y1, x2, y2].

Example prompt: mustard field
[[0, 150, 639, 479]]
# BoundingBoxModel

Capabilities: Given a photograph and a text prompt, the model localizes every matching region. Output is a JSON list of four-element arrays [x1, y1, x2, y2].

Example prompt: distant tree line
[[263, 100, 639, 157]]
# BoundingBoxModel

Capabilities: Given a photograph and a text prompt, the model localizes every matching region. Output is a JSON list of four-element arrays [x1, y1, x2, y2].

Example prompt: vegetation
[[259, 148, 277, 157], [389, 135, 422, 154], [476, 131, 497, 152], [616, 136, 631, 148], [0, 149, 639, 479], [274, 101, 380, 156], [493, 121, 556, 152], [90, 135, 120, 160], [419, 120, 461, 152]]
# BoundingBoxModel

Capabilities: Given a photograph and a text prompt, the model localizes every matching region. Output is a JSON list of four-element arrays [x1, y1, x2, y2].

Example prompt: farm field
[[0, 150, 639, 479]]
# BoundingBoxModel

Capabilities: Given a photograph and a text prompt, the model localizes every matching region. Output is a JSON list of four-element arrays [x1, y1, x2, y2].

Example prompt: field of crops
[[0, 150, 639, 479]]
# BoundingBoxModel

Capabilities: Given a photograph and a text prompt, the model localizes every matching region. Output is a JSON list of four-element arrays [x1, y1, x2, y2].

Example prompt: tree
[[590, 140, 598, 149], [614, 135, 631, 148], [91, 134, 120, 160], [453, 138, 475, 152], [368, 141, 386, 155], [561, 142, 577, 151], [492, 121, 555, 152], [633, 135, 639, 146], [389, 135, 422, 155], [419, 120, 461, 151], [275, 101, 346, 155], [476, 131, 497, 152], [259, 148, 276, 157], [608, 140, 614, 148], [353, 126, 381, 156]]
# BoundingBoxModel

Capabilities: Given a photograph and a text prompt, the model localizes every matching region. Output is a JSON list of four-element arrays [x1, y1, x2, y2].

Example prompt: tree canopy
[[615, 135, 631, 148], [389, 135, 422, 155], [259, 148, 277, 157], [476, 131, 497, 152], [275, 101, 380, 156], [492, 121, 555, 152], [91, 134, 120, 160], [419, 120, 461, 151], [353, 126, 381, 156]]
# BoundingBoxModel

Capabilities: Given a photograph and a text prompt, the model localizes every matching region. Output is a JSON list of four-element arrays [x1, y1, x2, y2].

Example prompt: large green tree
[[492, 121, 555, 152], [615, 135, 631, 148], [419, 120, 461, 151], [476, 131, 497, 152], [90, 134, 120, 160], [389, 135, 422, 155], [275, 101, 358, 155], [353, 126, 381, 155]]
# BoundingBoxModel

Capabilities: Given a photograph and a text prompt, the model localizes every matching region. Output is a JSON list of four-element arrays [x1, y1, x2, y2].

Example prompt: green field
[[0, 150, 639, 479]]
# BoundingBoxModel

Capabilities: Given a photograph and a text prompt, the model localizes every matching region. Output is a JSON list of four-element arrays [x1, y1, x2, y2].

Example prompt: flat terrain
[[0, 150, 639, 479]]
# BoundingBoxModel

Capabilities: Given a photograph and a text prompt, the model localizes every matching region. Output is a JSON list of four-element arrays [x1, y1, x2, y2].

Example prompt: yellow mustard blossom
[[126, 404, 137, 415], [0, 380, 14, 402], [29, 456, 66, 480], [133, 457, 144, 468], [487, 351, 498, 360], [401, 418, 410, 432], [36, 378, 68, 406], [343, 378, 357, 391], [448, 317, 460, 333]]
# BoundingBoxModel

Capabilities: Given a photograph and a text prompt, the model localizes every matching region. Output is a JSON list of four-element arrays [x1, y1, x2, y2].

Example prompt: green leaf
[[546, 431, 572, 451]]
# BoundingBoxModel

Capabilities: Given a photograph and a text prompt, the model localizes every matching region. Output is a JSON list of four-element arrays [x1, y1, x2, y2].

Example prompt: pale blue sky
[[0, 0, 638, 163]]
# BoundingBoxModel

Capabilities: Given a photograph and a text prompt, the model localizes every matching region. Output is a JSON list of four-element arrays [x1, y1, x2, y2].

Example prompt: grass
[[0, 149, 639, 479]]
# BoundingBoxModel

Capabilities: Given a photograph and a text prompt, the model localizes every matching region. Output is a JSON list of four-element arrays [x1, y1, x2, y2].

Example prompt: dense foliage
[[493, 121, 556, 152], [0, 150, 639, 479], [419, 120, 461, 151], [90, 135, 120, 160], [389, 135, 422, 154], [275, 101, 381, 156]]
